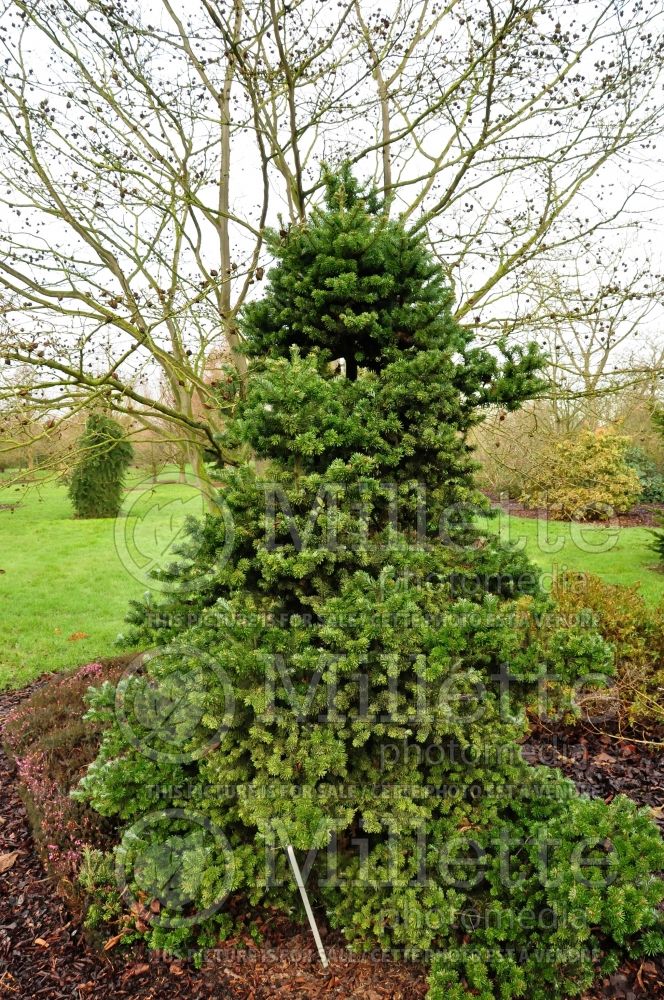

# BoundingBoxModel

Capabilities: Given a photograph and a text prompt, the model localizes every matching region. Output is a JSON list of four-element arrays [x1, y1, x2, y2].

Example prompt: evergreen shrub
[[75, 174, 664, 995], [68, 413, 133, 518], [520, 429, 641, 520]]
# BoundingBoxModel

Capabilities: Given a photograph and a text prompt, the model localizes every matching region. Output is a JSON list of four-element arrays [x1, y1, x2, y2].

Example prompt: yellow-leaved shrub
[[520, 428, 641, 520]]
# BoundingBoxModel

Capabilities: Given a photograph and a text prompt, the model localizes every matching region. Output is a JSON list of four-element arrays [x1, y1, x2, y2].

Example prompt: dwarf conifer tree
[[69, 413, 133, 518], [76, 173, 664, 997]]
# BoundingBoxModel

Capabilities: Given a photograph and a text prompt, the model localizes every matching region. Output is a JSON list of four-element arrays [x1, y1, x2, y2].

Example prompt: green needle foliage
[[68, 413, 134, 519], [76, 172, 664, 995]]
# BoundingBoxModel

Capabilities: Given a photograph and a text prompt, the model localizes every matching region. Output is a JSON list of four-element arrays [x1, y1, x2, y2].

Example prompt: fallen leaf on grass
[[67, 632, 90, 641], [0, 851, 19, 873]]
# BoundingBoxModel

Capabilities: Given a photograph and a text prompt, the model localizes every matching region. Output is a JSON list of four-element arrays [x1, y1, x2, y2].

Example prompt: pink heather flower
[[76, 662, 104, 679]]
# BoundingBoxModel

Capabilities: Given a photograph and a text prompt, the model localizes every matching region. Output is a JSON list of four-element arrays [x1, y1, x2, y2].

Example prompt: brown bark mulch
[[525, 720, 664, 999], [524, 719, 664, 825], [485, 495, 664, 529], [0, 679, 427, 999], [1, 676, 663, 999]]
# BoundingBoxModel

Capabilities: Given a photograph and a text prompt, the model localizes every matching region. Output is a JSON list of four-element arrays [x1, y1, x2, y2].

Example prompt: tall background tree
[[0, 0, 663, 487]]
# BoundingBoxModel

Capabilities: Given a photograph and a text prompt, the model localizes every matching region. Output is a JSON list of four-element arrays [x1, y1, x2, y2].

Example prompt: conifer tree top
[[241, 167, 463, 380]]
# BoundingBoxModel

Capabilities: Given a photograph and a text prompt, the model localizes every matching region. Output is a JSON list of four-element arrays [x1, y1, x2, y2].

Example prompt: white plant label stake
[[286, 844, 329, 969]]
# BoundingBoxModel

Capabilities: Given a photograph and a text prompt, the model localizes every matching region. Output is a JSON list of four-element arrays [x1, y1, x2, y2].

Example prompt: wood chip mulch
[[0, 681, 427, 998], [1, 677, 663, 998], [524, 720, 664, 825], [525, 720, 664, 999], [486, 495, 664, 529]]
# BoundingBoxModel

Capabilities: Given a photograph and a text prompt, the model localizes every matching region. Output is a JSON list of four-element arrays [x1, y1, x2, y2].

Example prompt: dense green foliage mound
[[68, 413, 133, 519], [75, 175, 664, 996], [626, 444, 664, 504]]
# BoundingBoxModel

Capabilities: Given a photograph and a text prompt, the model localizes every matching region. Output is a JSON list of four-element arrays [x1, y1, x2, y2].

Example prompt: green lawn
[[1, 475, 662, 689], [0, 471, 205, 689], [478, 507, 664, 604]]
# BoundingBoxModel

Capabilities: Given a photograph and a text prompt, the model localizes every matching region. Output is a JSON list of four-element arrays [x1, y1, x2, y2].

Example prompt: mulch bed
[[525, 720, 664, 999], [485, 495, 664, 529], [1, 676, 663, 999], [0, 678, 427, 999], [524, 719, 664, 826]]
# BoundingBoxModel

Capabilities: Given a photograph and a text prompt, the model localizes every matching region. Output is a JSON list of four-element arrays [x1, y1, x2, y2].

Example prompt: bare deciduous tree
[[517, 245, 664, 430], [0, 0, 662, 487]]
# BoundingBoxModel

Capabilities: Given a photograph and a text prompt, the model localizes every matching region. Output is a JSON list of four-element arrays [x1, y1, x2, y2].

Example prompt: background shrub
[[520, 428, 641, 520], [553, 572, 664, 727], [68, 413, 133, 519], [625, 445, 664, 503]]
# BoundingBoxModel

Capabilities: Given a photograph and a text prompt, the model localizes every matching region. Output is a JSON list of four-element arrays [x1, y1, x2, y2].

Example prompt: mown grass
[[478, 507, 664, 605], [1, 472, 662, 689], [0, 470, 205, 689]]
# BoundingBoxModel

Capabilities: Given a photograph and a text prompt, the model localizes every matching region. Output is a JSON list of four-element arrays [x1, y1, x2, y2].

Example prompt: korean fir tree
[[75, 172, 664, 995], [69, 412, 134, 519]]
